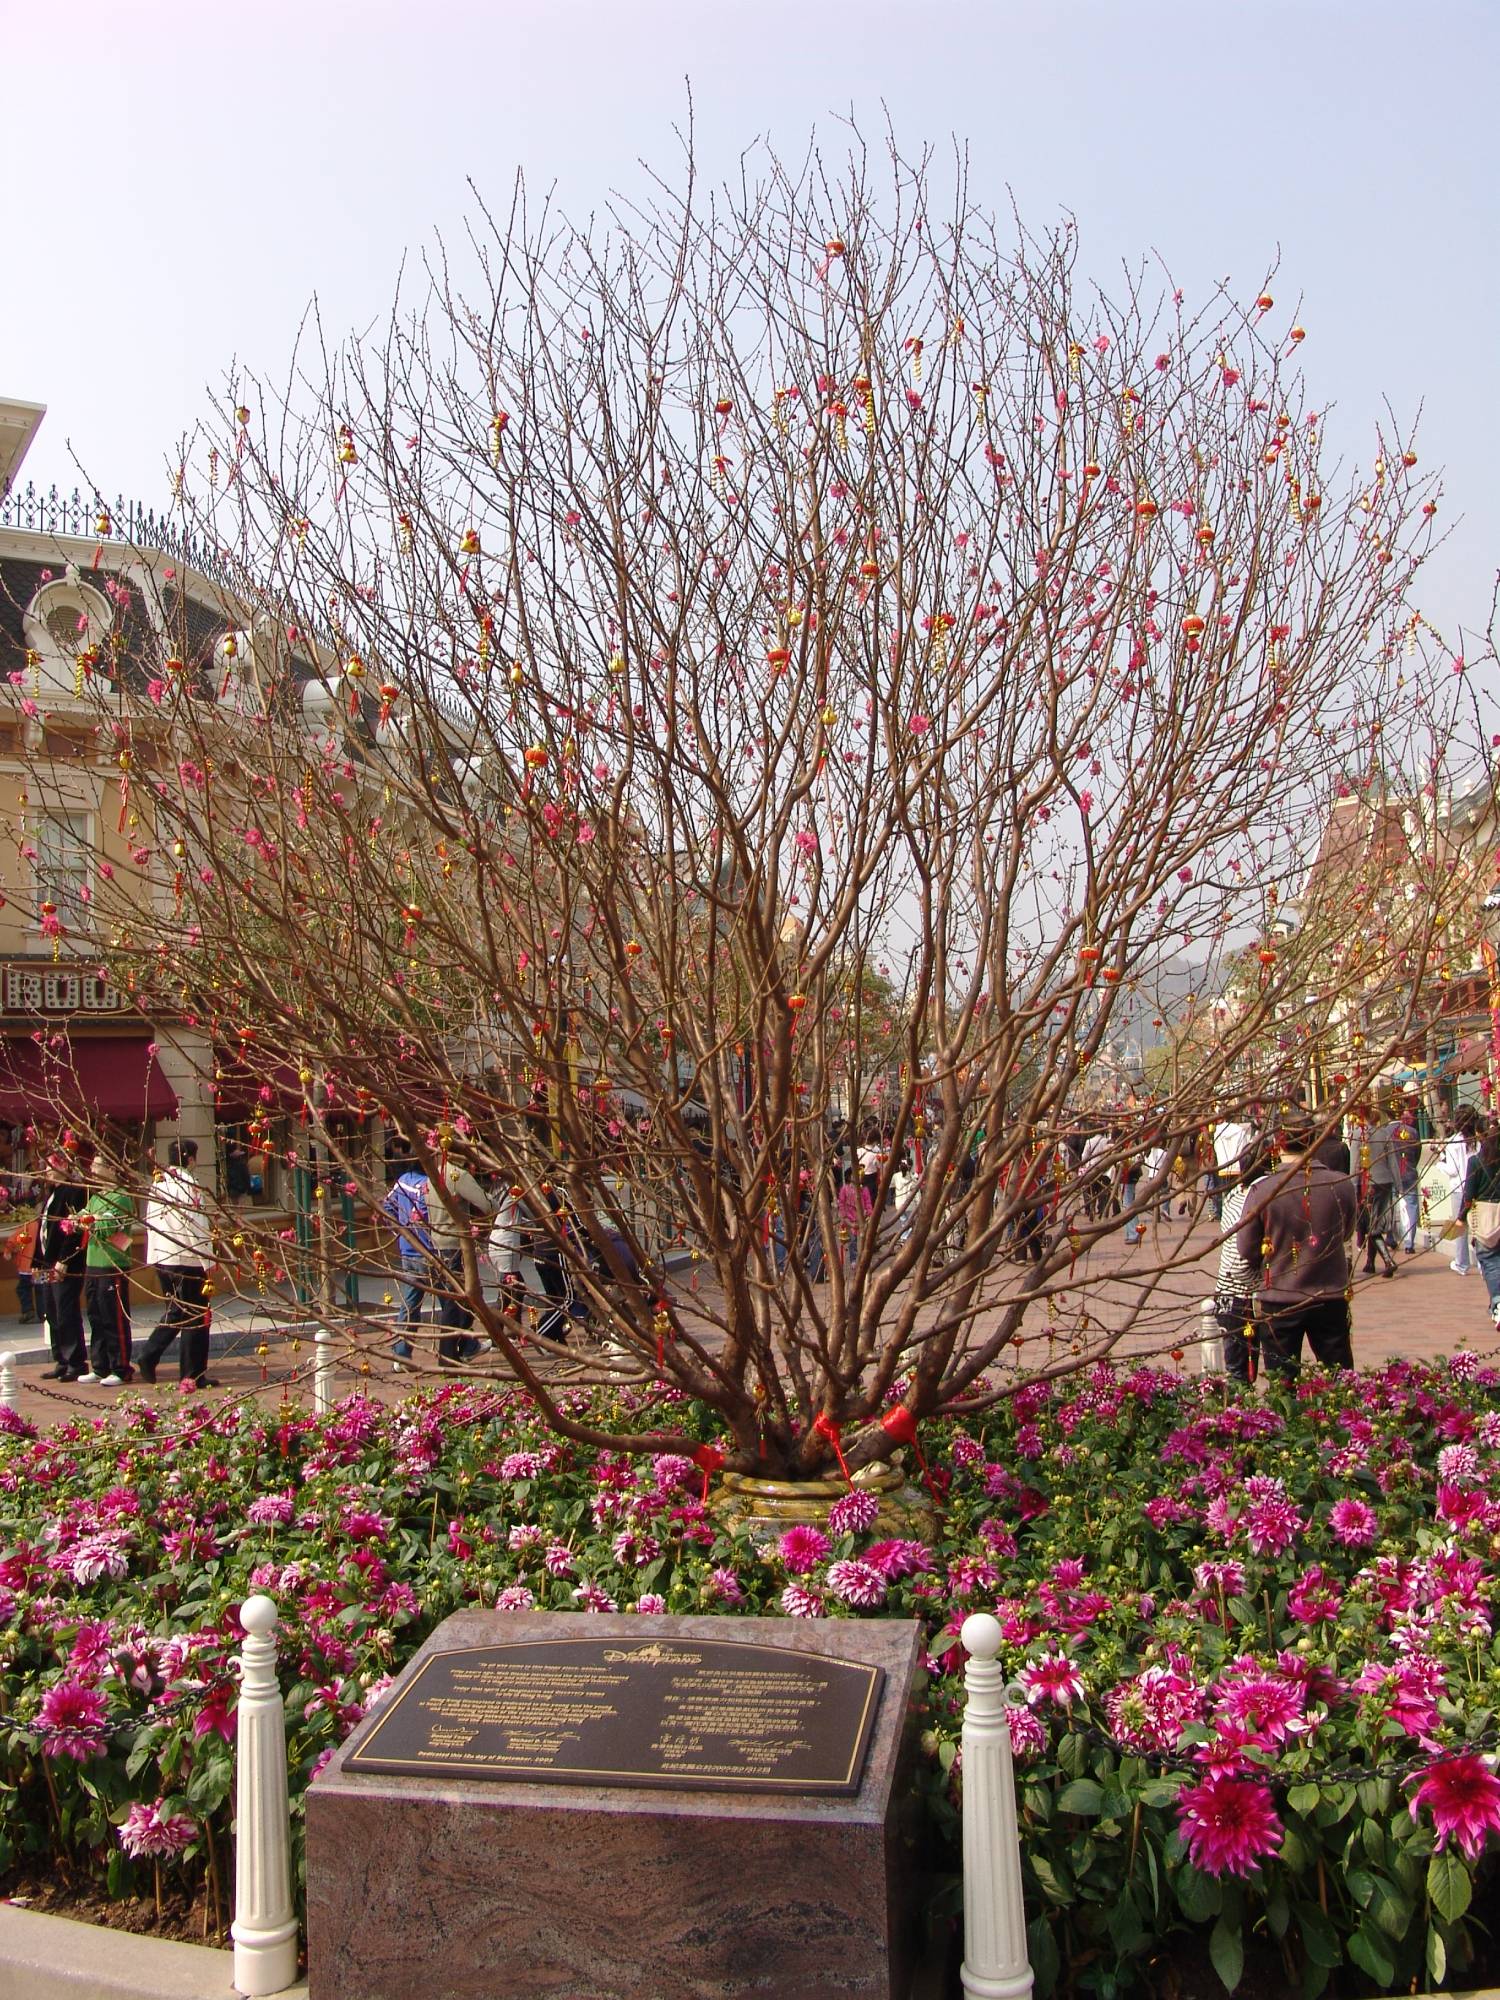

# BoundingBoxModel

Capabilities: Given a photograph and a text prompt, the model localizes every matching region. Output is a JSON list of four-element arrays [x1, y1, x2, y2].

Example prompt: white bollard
[[313, 1329, 334, 1414], [1197, 1298, 1224, 1375], [231, 1596, 299, 1997], [959, 1613, 1034, 2000], [0, 1351, 16, 1412]]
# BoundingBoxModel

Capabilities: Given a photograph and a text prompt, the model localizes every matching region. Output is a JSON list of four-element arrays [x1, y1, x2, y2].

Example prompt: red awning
[[0, 1034, 178, 1125]]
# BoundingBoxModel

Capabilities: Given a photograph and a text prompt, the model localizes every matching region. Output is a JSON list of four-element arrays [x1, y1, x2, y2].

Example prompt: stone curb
[[0, 1903, 307, 2000]]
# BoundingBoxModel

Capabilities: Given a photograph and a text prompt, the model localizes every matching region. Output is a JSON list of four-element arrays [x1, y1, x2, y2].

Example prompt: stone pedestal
[[306, 1611, 922, 2000]]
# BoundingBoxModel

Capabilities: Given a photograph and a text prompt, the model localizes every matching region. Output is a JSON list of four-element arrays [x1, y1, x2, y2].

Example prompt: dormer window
[[22, 576, 114, 692]]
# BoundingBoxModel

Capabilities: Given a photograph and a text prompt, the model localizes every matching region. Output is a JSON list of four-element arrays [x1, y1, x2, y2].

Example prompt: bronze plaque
[[345, 1636, 885, 1795]]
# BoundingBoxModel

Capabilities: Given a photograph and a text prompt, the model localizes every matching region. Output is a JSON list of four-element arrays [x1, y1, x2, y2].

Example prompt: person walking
[[382, 1157, 433, 1365], [1441, 1110, 1480, 1274], [1213, 1133, 1275, 1384], [425, 1159, 492, 1365], [139, 1141, 215, 1389], [1361, 1103, 1400, 1278], [1394, 1096, 1423, 1254], [78, 1175, 135, 1386], [37, 1157, 89, 1383], [1458, 1128, 1500, 1328], [1237, 1110, 1357, 1378]]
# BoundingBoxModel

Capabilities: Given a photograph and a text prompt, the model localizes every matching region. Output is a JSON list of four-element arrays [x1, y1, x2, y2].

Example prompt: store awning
[[0, 1034, 179, 1125]]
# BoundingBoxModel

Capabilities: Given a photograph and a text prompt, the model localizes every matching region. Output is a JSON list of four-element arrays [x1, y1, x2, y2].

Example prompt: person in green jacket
[[78, 1182, 135, 1386]]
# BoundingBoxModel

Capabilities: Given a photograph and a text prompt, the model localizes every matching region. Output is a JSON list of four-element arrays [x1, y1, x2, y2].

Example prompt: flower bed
[[3, 1361, 1500, 1995]]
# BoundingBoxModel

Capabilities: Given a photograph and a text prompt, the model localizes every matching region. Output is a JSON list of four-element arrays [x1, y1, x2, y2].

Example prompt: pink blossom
[[1176, 1773, 1283, 1877], [706, 1567, 745, 1605], [864, 1538, 934, 1579], [633, 1593, 668, 1615], [1020, 1652, 1086, 1710], [1327, 1497, 1378, 1547], [780, 1583, 824, 1619], [1410, 1753, 1500, 1860], [828, 1490, 880, 1538], [826, 1559, 888, 1609], [572, 1582, 618, 1612], [778, 1524, 830, 1575], [1004, 1704, 1047, 1761], [494, 1586, 535, 1611], [118, 1799, 196, 1859], [36, 1680, 108, 1760]]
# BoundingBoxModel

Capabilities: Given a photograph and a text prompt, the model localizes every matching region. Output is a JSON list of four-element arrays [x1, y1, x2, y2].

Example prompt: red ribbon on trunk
[[813, 1410, 853, 1484], [880, 1404, 943, 1502]]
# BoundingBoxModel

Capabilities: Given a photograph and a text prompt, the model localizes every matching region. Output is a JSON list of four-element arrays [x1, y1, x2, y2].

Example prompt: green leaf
[[1058, 1731, 1088, 1780], [1428, 1848, 1472, 1924], [1056, 1779, 1106, 1815], [1365, 1874, 1412, 1943], [1107, 1889, 1145, 1957], [1286, 1783, 1320, 1817], [1138, 1779, 1181, 1809], [1425, 1922, 1447, 1987], [1174, 1862, 1222, 1924], [1028, 1914, 1061, 1997], [1347, 1920, 1394, 1988], [1028, 1854, 1075, 1908], [1209, 1915, 1244, 1993], [1296, 1903, 1342, 1969]]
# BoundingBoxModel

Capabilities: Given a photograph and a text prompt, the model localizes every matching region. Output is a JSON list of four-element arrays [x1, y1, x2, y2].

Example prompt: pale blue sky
[[3, 0, 1495, 645]]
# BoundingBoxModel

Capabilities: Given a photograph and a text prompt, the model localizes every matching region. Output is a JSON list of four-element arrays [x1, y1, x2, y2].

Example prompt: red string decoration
[[813, 1411, 852, 1484], [880, 1404, 943, 1501], [690, 1441, 726, 1500]]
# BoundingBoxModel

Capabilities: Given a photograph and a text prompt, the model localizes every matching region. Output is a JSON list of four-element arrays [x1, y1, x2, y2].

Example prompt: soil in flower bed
[[1, 1867, 230, 1946]]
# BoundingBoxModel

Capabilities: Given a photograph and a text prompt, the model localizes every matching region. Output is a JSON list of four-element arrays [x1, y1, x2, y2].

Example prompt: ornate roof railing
[[0, 482, 243, 595]]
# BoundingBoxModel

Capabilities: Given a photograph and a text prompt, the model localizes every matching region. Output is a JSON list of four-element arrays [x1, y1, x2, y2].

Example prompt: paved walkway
[[0, 1220, 1490, 1430]]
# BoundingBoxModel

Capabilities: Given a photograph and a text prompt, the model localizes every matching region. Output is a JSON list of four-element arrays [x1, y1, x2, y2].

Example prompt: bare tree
[[10, 130, 1480, 1476]]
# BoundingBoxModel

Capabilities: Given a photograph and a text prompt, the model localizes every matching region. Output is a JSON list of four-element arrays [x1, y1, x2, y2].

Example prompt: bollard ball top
[[960, 1612, 1003, 1662], [240, 1594, 278, 1635]]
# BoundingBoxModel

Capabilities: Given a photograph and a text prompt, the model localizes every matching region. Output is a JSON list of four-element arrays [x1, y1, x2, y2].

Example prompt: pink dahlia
[[778, 1525, 831, 1575], [780, 1583, 825, 1619], [1004, 1704, 1047, 1761], [1410, 1753, 1500, 1860], [706, 1566, 746, 1605], [1214, 1672, 1306, 1746], [828, 1490, 880, 1538], [1176, 1773, 1283, 1877], [1239, 1493, 1303, 1557], [36, 1680, 109, 1760], [826, 1559, 888, 1609], [494, 1586, 535, 1610], [118, 1799, 196, 1860], [1438, 1444, 1480, 1486], [865, 1538, 934, 1579], [1286, 1565, 1341, 1624], [499, 1450, 544, 1479], [1328, 1497, 1378, 1547], [1020, 1652, 1086, 1710], [572, 1583, 618, 1613], [633, 1594, 668, 1615]]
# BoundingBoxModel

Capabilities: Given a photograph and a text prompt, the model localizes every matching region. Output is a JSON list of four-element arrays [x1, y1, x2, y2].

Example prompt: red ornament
[[880, 1406, 918, 1446]]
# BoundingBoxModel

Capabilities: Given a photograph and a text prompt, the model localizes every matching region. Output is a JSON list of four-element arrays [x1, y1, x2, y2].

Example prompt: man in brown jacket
[[1237, 1111, 1357, 1378]]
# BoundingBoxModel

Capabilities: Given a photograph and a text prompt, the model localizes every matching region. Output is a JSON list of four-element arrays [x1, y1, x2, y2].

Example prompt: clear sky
[[3, 0, 1495, 648]]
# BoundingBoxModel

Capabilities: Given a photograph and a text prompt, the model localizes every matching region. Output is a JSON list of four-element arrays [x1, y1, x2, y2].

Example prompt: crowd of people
[[5, 1085, 1497, 1394], [6, 1140, 214, 1389], [1205, 1094, 1500, 1384]]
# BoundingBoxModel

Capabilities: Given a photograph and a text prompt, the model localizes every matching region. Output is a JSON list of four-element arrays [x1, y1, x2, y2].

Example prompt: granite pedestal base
[[306, 1611, 922, 2000]]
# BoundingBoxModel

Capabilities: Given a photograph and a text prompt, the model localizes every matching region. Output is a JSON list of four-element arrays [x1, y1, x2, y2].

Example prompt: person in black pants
[[142, 1265, 210, 1382], [37, 1163, 89, 1382], [139, 1141, 214, 1387]]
